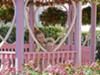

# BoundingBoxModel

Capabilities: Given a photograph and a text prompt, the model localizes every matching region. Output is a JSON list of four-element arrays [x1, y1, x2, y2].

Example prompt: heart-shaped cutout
[[25, 0, 76, 52]]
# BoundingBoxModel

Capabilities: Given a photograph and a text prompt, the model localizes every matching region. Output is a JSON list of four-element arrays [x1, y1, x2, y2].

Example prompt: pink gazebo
[[0, 0, 98, 74]]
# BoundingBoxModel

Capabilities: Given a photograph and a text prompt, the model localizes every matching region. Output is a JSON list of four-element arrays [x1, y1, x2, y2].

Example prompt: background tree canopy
[[97, 4, 100, 25], [0, 1, 100, 25], [39, 4, 100, 26], [82, 4, 100, 26], [39, 7, 67, 26], [0, 0, 14, 22]]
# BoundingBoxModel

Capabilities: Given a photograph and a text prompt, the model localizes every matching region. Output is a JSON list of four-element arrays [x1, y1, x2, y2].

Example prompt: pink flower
[[55, 68, 59, 73], [90, 62, 96, 67], [73, 72, 78, 75], [46, 65, 67, 75]]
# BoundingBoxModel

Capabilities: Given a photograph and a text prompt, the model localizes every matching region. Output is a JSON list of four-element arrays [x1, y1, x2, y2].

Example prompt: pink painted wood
[[16, 0, 24, 72], [0, 43, 90, 71], [90, 2, 97, 63], [68, 4, 74, 45], [74, 1, 82, 65], [82, 46, 90, 65], [29, 2, 35, 52]]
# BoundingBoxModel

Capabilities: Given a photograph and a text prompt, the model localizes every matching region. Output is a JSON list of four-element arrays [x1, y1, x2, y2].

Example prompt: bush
[[0, 7, 14, 22], [96, 31, 100, 60], [39, 25, 66, 39], [21, 61, 100, 75], [0, 26, 16, 43], [0, 26, 29, 43]]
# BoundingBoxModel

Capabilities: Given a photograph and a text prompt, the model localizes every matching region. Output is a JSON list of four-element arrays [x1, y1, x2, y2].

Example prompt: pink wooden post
[[29, 1, 35, 52], [68, 4, 74, 47], [90, 2, 97, 63], [75, 1, 82, 65], [68, 4, 72, 45], [16, 0, 24, 73]]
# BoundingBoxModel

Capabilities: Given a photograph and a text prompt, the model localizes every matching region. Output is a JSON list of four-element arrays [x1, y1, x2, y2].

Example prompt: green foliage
[[0, 8, 7, 20], [96, 31, 100, 60], [5, 7, 14, 21], [0, 26, 16, 43], [39, 7, 67, 26], [24, 29, 29, 43], [0, 26, 29, 43], [22, 61, 100, 75], [40, 5, 100, 26], [82, 7, 91, 24], [0, 7, 14, 22], [39, 25, 66, 39], [82, 4, 100, 26], [0, 26, 9, 38], [97, 4, 100, 25]]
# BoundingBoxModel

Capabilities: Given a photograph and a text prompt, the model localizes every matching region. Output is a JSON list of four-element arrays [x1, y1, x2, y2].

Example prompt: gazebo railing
[[24, 51, 77, 70], [0, 51, 77, 71], [0, 43, 90, 71]]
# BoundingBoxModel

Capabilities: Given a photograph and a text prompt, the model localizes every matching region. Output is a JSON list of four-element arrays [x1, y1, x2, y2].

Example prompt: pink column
[[90, 2, 97, 63], [68, 4, 74, 50], [68, 4, 72, 45], [29, 2, 35, 52], [75, 1, 82, 65], [16, 0, 24, 72]]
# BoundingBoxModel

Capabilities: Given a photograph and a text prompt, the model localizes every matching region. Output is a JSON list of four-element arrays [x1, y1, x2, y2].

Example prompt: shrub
[[0, 26, 29, 43], [39, 25, 66, 39]]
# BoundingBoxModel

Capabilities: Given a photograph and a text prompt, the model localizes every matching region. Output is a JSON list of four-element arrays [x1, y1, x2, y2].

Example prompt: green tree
[[0, 0, 14, 22], [97, 4, 100, 25], [39, 7, 67, 26], [82, 4, 100, 26]]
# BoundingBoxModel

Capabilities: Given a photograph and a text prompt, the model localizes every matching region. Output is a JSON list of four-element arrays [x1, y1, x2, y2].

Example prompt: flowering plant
[[44, 61, 100, 75], [45, 65, 67, 75], [1, 59, 100, 75], [0, 59, 15, 75]]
